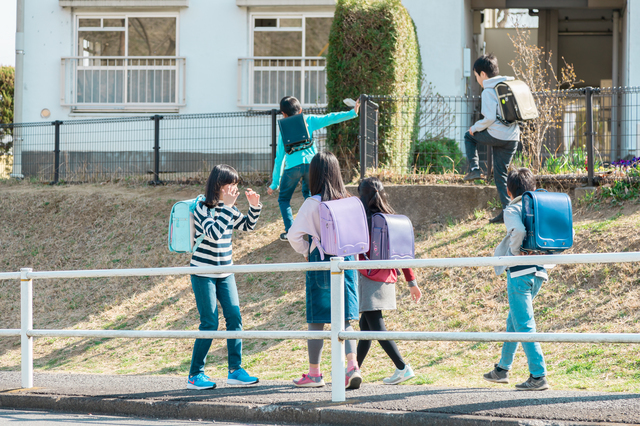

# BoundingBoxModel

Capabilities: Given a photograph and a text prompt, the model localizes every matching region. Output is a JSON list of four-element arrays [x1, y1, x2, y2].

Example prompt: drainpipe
[[612, 10, 620, 161], [11, 0, 25, 178]]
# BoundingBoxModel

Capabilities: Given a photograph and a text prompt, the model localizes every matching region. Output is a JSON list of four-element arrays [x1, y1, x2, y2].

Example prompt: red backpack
[[358, 253, 398, 283]]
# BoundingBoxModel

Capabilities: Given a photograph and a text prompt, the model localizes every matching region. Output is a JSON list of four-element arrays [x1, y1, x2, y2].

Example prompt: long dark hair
[[309, 151, 350, 201], [358, 177, 394, 229], [204, 164, 240, 208]]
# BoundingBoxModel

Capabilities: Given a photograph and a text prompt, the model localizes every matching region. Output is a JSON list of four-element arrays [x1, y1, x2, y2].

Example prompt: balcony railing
[[237, 57, 327, 109], [61, 56, 186, 111]]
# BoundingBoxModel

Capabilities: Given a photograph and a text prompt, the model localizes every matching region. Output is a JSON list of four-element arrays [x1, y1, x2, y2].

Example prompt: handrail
[[60, 56, 187, 108], [4, 252, 640, 402], [28, 330, 331, 339], [238, 56, 327, 60], [5, 252, 640, 281], [61, 56, 186, 60]]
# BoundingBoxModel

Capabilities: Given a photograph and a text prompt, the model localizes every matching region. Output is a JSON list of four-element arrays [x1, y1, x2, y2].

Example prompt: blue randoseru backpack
[[168, 195, 205, 253], [521, 189, 573, 253]]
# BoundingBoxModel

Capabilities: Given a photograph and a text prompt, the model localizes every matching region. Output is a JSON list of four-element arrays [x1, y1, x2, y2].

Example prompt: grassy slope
[[1, 181, 640, 391]]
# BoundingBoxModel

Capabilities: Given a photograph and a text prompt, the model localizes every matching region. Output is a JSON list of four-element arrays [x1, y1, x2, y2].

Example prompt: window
[[78, 17, 176, 57], [65, 14, 183, 108], [243, 14, 332, 107]]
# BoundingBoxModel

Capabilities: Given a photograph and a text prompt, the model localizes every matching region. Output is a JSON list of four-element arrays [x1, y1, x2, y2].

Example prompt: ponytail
[[358, 177, 394, 229]]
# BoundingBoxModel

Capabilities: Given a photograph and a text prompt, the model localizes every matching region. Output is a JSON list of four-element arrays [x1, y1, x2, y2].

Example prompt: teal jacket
[[270, 109, 358, 191]]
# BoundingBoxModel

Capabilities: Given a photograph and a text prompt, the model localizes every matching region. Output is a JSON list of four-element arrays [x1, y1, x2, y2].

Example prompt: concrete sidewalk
[[1, 372, 639, 426]]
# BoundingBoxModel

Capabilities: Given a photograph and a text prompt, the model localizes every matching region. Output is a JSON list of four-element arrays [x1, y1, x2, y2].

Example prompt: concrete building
[[10, 0, 638, 177]]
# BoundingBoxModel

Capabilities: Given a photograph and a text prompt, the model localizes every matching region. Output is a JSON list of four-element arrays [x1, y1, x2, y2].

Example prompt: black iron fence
[[361, 87, 640, 185], [362, 94, 480, 176], [0, 108, 328, 184], [1, 87, 639, 185]]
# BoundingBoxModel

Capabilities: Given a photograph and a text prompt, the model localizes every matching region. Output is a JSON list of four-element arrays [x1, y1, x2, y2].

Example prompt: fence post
[[20, 267, 33, 389], [271, 109, 278, 175], [359, 95, 368, 180], [152, 115, 163, 185], [52, 120, 62, 184], [330, 256, 346, 402], [585, 87, 595, 187]]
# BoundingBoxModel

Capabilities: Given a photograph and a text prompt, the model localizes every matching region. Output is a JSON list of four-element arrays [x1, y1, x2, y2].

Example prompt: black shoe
[[463, 169, 483, 181], [515, 375, 550, 391], [279, 232, 288, 241], [489, 211, 504, 224], [483, 364, 509, 384]]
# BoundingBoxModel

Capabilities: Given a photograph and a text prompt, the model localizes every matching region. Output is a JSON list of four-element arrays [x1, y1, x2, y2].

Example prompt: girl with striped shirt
[[187, 164, 262, 390]]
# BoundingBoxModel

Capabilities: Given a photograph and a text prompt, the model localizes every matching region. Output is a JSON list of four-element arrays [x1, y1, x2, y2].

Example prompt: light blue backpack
[[168, 195, 205, 253]]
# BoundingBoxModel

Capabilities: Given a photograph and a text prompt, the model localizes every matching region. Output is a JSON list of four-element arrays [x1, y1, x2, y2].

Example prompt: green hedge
[[0, 66, 14, 155], [326, 0, 421, 174]]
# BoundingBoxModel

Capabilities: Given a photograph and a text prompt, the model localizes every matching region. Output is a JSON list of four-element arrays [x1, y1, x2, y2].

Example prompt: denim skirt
[[306, 247, 359, 323]]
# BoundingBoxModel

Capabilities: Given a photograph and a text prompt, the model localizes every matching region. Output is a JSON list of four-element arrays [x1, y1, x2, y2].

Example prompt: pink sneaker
[[293, 373, 325, 388], [345, 367, 362, 389]]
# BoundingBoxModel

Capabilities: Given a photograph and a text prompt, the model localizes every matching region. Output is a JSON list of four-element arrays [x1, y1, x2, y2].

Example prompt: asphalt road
[[1, 372, 639, 425]]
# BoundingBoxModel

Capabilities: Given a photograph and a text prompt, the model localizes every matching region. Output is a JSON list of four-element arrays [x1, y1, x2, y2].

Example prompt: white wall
[[22, 1, 73, 123], [625, 0, 640, 87], [0, 0, 16, 67], [180, 0, 247, 113], [485, 28, 539, 77], [20, 0, 478, 124], [20, 0, 248, 123], [402, 0, 471, 97]]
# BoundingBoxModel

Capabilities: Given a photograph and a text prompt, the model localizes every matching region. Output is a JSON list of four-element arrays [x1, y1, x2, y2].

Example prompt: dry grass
[[1, 179, 640, 391], [0, 155, 11, 179]]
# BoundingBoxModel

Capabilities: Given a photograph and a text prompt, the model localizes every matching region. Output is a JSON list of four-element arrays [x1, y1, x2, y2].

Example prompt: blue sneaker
[[227, 368, 259, 385], [187, 373, 216, 390]]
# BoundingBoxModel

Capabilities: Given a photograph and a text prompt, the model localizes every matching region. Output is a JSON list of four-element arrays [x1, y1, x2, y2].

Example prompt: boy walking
[[268, 96, 359, 241], [465, 54, 519, 224], [484, 168, 549, 391]]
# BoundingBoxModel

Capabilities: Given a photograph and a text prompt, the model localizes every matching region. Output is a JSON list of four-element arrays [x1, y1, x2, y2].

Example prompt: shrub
[[326, 0, 421, 175], [413, 137, 463, 174], [0, 66, 14, 155], [508, 27, 578, 171]]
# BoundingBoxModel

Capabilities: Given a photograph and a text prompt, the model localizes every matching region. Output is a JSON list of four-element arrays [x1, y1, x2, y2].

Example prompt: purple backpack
[[312, 195, 369, 260], [369, 213, 415, 261]]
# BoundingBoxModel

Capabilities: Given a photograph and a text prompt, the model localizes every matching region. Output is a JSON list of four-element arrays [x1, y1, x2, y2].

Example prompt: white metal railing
[[237, 57, 327, 109], [60, 56, 186, 110], [3, 252, 640, 402]]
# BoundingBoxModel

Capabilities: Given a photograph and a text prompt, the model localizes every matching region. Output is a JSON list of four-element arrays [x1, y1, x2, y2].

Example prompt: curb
[[0, 393, 624, 426]]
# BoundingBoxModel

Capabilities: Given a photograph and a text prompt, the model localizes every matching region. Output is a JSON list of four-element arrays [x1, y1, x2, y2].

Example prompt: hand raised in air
[[245, 188, 261, 207]]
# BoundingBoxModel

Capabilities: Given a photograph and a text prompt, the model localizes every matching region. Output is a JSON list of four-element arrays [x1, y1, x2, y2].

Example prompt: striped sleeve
[[232, 204, 262, 231], [194, 202, 235, 241]]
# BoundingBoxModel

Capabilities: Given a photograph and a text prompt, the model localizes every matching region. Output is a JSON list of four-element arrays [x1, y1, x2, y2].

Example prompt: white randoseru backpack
[[168, 195, 205, 253]]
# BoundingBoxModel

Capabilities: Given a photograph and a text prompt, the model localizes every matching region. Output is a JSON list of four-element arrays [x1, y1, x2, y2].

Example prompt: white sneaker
[[382, 364, 415, 385]]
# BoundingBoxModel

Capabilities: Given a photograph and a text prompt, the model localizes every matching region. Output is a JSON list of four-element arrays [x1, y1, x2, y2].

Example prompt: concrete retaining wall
[[348, 184, 501, 227]]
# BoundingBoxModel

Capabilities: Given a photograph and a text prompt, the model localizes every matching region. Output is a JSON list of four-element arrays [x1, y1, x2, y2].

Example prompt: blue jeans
[[278, 164, 311, 232], [189, 274, 242, 376], [464, 130, 517, 209], [498, 271, 547, 378]]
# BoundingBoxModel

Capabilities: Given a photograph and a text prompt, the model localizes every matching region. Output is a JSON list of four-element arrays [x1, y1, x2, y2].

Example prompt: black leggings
[[357, 310, 405, 370]]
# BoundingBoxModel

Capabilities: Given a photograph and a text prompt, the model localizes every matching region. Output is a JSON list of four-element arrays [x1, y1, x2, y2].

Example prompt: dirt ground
[[1, 180, 640, 392]]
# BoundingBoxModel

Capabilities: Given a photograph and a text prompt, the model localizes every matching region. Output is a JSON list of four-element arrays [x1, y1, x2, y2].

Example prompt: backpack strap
[[192, 234, 205, 253], [191, 195, 206, 254], [309, 194, 326, 260]]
